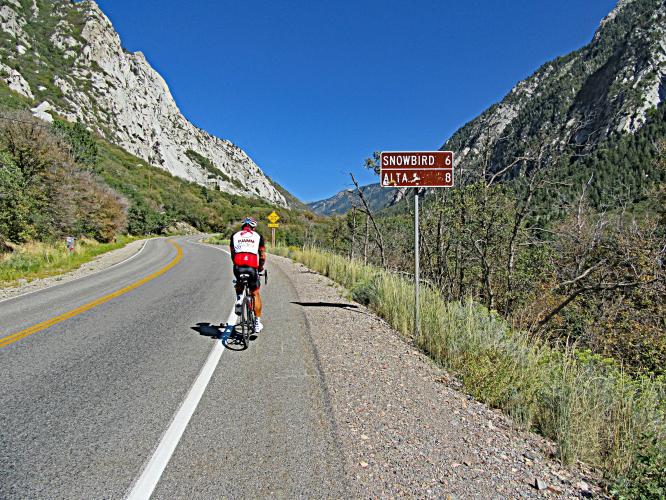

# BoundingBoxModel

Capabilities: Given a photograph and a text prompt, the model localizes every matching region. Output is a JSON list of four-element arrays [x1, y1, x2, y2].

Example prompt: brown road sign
[[380, 151, 454, 188]]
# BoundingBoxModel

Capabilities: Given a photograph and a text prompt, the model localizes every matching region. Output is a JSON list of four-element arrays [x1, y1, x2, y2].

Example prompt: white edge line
[[126, 304, 237, 500], [0, 238, 154, 305], [193, 240, 231, 256]]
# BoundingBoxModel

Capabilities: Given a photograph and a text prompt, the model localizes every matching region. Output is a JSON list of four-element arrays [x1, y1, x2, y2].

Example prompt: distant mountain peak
[[308, 183, 403, 216], [599, 0, 636, 29], [443, 0, 665, 174], [313, 0, 665, 217]]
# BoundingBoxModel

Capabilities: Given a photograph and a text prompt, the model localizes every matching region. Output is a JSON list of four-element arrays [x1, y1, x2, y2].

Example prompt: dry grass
[[272, 245, 665, 491], [0, 235, 136, 287], [201, 234, 229, 245]]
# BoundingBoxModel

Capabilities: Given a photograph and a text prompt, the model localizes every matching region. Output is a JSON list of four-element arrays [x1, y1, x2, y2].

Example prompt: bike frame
[[234, 270, 267, 347]]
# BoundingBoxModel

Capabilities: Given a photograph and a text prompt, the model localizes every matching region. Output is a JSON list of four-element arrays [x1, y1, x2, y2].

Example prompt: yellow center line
[[0, 240, 183, 349]]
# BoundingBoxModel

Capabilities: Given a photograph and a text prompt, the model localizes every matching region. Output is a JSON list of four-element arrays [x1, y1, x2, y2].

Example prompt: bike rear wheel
[[241, 297, 254, 347], [240, 296, 251, 347], [248, 298, 256, 335]]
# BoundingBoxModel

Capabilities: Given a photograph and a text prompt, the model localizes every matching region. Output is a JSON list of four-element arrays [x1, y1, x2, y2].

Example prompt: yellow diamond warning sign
[[267, 211, 280, 224]]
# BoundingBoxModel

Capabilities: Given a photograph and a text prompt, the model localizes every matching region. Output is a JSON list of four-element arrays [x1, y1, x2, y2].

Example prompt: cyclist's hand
[[258, 267, 264, 273]]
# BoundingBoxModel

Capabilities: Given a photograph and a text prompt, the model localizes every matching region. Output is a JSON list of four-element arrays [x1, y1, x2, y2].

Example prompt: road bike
[[234, 269, 268, 348]]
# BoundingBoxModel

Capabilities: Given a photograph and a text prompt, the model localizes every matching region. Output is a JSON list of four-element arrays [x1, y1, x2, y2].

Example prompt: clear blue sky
[[94, 0, 617, 202]]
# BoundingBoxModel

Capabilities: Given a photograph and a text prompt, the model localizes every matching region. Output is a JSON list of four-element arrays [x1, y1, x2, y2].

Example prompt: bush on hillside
[[52, 118, 99, 169], [0, 150, 34, 242], [126, 201, 170, 235], [0, 111, 126, 244]]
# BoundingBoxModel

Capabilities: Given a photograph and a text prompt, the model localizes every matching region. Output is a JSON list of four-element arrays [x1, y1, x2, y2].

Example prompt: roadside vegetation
[[273, 245, 665, 497], [201, 234, 228, 245], [0, 235, 136, 287], [269, 112, 666, 495], [0, 95, 325, 285], [0, 112, 127, 245]]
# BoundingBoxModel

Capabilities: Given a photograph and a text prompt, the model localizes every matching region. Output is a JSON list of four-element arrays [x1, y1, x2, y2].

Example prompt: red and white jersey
[[231, 228, 265, 268]]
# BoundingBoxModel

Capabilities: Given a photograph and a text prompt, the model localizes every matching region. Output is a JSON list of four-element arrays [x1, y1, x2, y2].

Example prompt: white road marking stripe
[[0, 238, 152, 305], [126, 305, 236, 500], [193, 240, 231, 256]]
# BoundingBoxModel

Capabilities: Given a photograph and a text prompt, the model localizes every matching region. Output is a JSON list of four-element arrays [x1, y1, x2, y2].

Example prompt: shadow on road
[[192, 322, 220, 338], [191, 322, 256, 352], [290, 301, 358, 309]]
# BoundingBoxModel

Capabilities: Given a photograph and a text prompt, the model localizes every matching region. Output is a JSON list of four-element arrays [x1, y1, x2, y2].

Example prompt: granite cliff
[[0, 0, 287, 206]]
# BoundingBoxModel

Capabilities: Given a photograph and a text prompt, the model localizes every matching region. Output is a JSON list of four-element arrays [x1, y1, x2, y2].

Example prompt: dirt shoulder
[[0, 238, 149, 302], [270, 254, 604, 499]]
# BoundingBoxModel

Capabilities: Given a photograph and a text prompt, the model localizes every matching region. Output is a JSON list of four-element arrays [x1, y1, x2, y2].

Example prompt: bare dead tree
[[363, 211, 369, 264], [350, 172, 385, 266], [349, 206, 357, 260], [531, 176, 663, 333]]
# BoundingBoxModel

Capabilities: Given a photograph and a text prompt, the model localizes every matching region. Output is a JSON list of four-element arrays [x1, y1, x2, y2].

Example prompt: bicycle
[[234, 269, 268, 348]]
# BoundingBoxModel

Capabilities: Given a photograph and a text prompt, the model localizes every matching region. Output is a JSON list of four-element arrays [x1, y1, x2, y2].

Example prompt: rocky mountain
[[308, 183, 397, 216], [0, 0, 287, 206], [443, 0, 665, 177], [313, 0, 665, 216]]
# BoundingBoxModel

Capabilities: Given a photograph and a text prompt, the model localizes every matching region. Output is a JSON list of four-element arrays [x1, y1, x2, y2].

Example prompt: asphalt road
[[0, 236, 346, 498]]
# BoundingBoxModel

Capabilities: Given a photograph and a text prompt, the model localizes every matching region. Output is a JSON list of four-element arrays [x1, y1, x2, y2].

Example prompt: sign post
[[380, 151, 455, 339], [267, 211, 280, 247], [414, 190, 420, 338]]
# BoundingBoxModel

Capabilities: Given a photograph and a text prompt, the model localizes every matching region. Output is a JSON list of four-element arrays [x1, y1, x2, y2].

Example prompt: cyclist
[[230, 217, 266, 333]]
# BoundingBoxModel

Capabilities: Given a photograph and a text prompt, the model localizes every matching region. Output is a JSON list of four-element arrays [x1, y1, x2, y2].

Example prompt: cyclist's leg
[[252, 288, 262, 317], [233, 265, 243, 299], [250, 268, 262, 317]]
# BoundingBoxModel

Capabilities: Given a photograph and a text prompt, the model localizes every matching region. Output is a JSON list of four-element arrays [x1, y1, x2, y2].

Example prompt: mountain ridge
[[310, 0, 665, 216], [442, 0, 664, 174], [0, 0, 289, 206], [307, 183, 398, 216]]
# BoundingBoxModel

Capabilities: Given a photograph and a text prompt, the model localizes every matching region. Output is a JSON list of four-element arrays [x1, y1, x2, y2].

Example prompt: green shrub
[[184, 149, 245, 188], [612, 431, 666, 499], [350, 276, 376, 305], [52, 118, 99, 168], [0, 151, 34, 242], [0, 111, 126, 244]]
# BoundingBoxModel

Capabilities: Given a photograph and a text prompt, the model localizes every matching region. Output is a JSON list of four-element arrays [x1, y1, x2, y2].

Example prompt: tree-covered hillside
[[444, 0, 664, 177], [0, 82, 320, 247], [0, 0, 288, 203]]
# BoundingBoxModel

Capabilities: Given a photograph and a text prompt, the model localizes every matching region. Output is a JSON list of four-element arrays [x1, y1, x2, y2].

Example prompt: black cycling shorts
[[233, 265, 260, 291]]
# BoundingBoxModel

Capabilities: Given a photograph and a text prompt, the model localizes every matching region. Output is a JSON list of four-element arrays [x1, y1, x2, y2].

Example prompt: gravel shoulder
[[0, 238, 149, 302], [269, 254, 605, 499]]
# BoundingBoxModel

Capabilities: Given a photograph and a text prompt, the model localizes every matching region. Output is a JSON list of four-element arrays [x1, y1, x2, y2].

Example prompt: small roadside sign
[[380, 151, 454, 188], [267, 212, 280, 246]]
